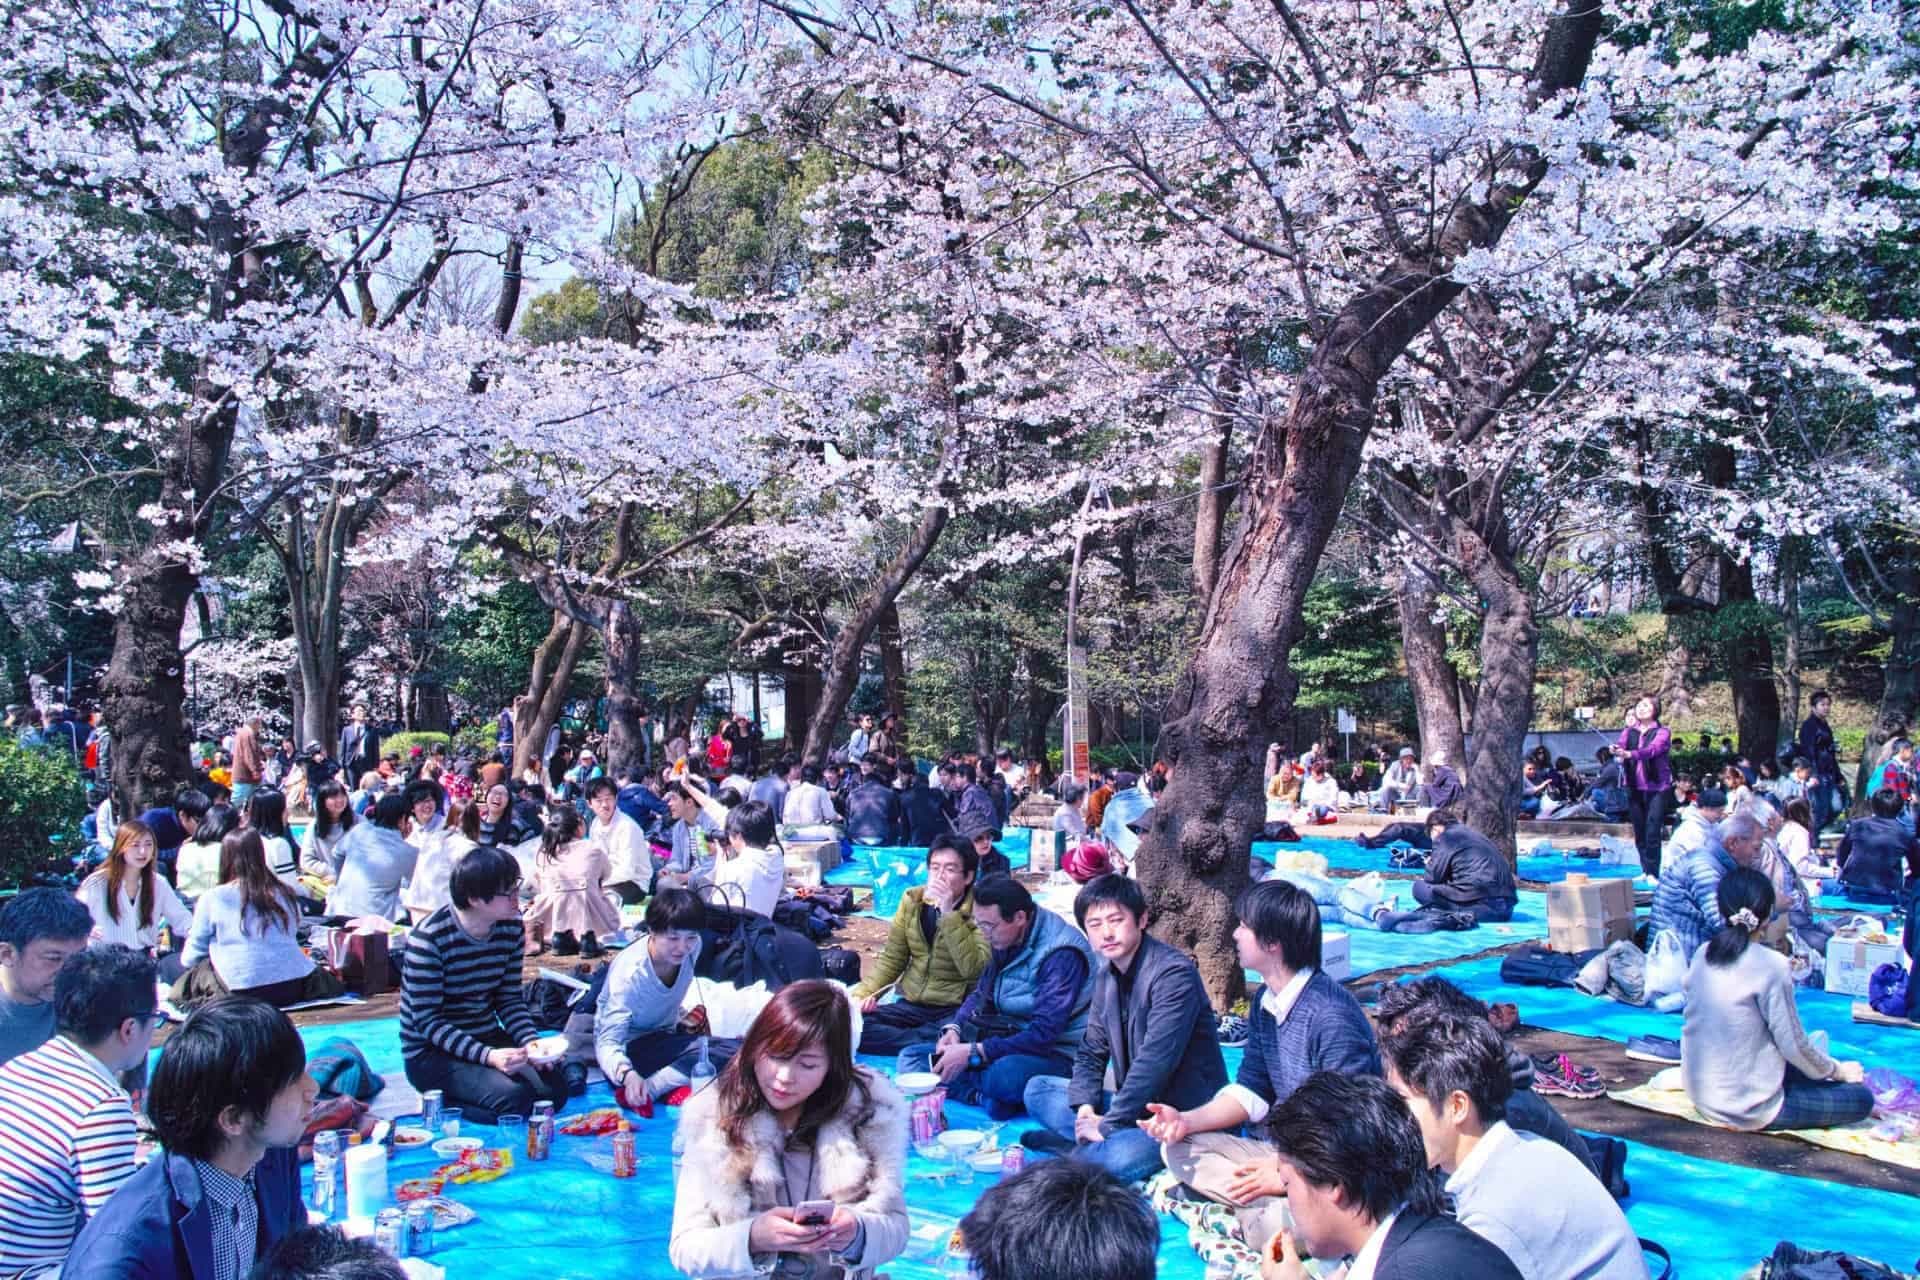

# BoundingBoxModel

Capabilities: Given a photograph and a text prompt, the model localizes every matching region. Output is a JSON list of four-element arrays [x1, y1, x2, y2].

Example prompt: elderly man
[[1660, 786, 1728, 877], [1421, 751, 1464, 810], [1373, 747, 1422, 812], [1650, 810, 1766, 959]]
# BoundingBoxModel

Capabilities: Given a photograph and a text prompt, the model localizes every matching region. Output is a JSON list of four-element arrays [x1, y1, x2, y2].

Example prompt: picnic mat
[[1252, 836, 1641, 884], [1416, 953, 1920, 1064], [826, 829, 1034, 888], [1339, 890, 1555, 979], [1607, 1073, 1920, 1171]]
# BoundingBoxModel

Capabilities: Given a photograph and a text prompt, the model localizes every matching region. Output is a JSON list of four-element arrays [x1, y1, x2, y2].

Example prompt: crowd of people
[[0, 689, 1913, 1280]]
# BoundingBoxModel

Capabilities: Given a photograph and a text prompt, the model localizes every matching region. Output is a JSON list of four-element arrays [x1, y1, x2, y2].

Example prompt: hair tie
[[1730, 907, 1761, 931]]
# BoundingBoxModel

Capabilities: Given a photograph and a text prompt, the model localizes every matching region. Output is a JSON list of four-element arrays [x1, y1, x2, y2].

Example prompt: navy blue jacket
[[64, 1147, 303, 1279], [902, 781, 946, 847], [1837, 815, 1920, 897], [844, 779, 905, 845], [1070, 934, 1226, 1130]]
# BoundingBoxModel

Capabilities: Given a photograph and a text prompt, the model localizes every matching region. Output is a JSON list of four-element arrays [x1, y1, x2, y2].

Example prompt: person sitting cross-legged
[[400, 845, 569, 1123], [1380, 1009, 1649, 1279], [1255, 1073, 1522, 1280], [896, 876, 1093, 1120], [65, 997, 317, 1280], [1375, 810, 1517, 933], [0, 945, 159, 1278], [594, 889, 740, 1109], [1142, 880, 1378, 1248], [850, 835, 991, 1056], [1019, 875, 1225, 1181], [960, 1158, 1159, 1280]]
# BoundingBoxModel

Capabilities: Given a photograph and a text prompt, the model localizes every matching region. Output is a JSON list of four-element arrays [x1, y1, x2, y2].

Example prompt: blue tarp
[[1253, 835, 1643, 884]]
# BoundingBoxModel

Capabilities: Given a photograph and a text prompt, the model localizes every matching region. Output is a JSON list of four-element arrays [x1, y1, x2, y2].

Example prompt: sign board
[[1575, 706, 1596, 722], [1066, 644, 1091, 783], [1336, 708, 1356, 735]]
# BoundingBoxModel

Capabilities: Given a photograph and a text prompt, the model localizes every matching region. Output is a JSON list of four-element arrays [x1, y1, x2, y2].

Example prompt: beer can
[[419, 1090, 443, 1133], [1000, 1144, 1026, 1176], [405, 1201, 435, 1256], [374, 1208, 407, 1257], [528, 1100, 554, 1161]]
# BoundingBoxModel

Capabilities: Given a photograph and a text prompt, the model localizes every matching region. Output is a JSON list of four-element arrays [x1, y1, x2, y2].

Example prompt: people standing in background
[[231, 717, 264, 808], [1615, 695, 1675, 878], [1796, 690, 1843, 834], [338, 705, 380, 785]]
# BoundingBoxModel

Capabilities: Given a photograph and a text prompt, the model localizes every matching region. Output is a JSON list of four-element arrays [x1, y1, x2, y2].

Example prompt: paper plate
[[895, 1071, 941, 1095], [392, 1126, 432, 1148], [526, 1034, 570, 1064], [937, 1128, 984, 1152]]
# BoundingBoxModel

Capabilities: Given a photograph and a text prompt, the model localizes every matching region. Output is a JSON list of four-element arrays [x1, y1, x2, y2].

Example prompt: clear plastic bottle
[[310, 1130, 342, 1220], [689, 1036, 716, 1095], [611, 1120, 636, 1178]]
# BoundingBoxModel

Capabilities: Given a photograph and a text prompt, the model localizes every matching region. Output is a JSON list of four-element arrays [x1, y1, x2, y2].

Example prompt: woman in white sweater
[[76, 820, 193, 966], [1681, 867, 1873, 1130], [670, 981, 907, 1279], [173, 830, 343, 1009]]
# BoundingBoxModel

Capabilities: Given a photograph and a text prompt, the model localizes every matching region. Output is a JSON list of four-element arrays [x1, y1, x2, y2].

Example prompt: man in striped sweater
[[0, 945, 159, 1278], [400, 845, 568, 1122]]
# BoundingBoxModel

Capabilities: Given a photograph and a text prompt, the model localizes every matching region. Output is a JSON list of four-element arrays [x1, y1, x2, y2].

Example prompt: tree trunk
[[878, 602, 909, 721], [103, 557, 200, 813], [1136, 1, 1601, 1007], [600, 602, 650, 780], [1191, 407, 1234, 617], [1721, 553, 1782, 759], [1858, 546, 1919, 803], [513, 613, 589, 778], [1456, 524, 1536, 861], [1781, 539, 1803, 735], [1398, 566, 1467, 766]]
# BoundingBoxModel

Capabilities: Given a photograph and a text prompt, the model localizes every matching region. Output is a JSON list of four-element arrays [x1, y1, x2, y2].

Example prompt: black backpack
[[695, 884, 824, 990]]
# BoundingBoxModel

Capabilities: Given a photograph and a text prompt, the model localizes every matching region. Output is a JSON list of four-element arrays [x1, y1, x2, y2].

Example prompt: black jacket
[[845, 779, 905, 845], [1797, 714, 1841, 783], [1376, 1210, 1524, 1280], [1422, 825, 1518, 908], [1069, 934, 1226, 1130], [902, 780, 946, 846], [1837, 815, 1920, 896]]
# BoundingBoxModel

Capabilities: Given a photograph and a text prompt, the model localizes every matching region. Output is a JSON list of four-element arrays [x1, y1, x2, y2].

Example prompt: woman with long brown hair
[[76, 820, 193, 971], [171, 830, 344, 1009], [670, 981, 907, 1279]]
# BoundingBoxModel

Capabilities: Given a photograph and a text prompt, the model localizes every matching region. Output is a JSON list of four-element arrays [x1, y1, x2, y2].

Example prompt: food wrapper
[[558, 1107, 623, 1137], [418, 1196, 478, 1230], [395, 1177, 446, 1202], [434, 1147, 514, 1185]]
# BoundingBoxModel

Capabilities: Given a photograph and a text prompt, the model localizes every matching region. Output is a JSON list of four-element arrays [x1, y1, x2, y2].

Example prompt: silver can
[[404, 1201, 435, 1256], [374, 1208, 407, 1258], [419, 1090, 444, 1133]]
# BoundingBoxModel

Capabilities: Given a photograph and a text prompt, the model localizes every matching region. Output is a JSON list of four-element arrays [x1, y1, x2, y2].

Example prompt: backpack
[[822, 946, 861, 985], [696, 884, 824, 990], [1582, 1132, 1631, 1199], [1761, 1242, 1911, 1280], [1499, 941, 1589, 988]]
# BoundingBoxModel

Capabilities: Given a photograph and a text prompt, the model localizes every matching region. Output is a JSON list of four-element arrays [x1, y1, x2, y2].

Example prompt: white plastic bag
[[1597, 835, 1638, 866], [681, 978, 865, 1045], [1271, 847, 1330, 878], [1644, 929, 1688, 1002]]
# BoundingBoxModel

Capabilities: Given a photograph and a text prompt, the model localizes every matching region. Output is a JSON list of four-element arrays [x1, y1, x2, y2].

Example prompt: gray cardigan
[[1069, 934, 1226, 1131]]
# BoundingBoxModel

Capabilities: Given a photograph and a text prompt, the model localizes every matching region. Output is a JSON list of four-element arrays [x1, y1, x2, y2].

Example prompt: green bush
[[452, 724, 498, 755], [382, 731, 451, 759], [0, 740, 86, 887]]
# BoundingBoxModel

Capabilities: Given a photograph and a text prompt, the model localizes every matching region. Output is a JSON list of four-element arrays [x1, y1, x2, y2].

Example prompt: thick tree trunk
[[1136, 2, 1601, 1007], [1191, 408, 1234, 617], [1399, 566, 1467, 766], [103, 558, 200, 813], [600, 602, 650, 780], [877, 602, 909, 722], [513, 613, 589, 777], [1456, 526, 1536, 861], [1721, 554, 1783, 759]]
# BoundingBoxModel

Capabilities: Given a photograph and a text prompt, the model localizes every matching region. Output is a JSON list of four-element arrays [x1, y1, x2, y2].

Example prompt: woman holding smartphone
[[670, 981, 908, 1279]]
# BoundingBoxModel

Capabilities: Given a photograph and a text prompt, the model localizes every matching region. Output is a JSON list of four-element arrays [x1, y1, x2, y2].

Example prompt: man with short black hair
[[1143, 880, 1377, 1245], [953, 761, 998, 835], [0, 946, 159, 1276], [1021, 875, 1224, 1180], [1797, 690, 1842, 833], [584, 776, 649, 903], [595, 890, 739, 1109], [136, 787, 212, 879], [748, 755, 795, 827], [898, 876, 1093, 1119], [1375, 811, 1518, 932], [960, 1158, 1158, 1280], [0, 889, 95, 1067], [1259, 1073, 1521, 1279], [1379, 1011, 1646, 1279], [851, 836, 990, 1055], [65, 997, 316, 1279], [247, 1226, 406, 1280], [338, 704, 380, 786], [715, 799, 785, 918], [845, 759, 906, 846], [400, 846, 567, 1123]]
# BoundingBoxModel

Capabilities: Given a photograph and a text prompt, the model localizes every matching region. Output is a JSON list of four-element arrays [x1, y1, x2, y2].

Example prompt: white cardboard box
[[1824, 935, 1905, 998], [1323, 929, 1351, 981]]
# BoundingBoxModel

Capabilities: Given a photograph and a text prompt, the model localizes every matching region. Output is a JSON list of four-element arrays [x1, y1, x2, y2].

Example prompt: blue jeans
[[1267, 869, 1390, 931], [895, 1044, 1070, 1120], [1021, 1076, 1164, 1181]]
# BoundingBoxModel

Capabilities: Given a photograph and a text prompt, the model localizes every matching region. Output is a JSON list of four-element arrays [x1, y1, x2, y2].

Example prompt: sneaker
[[1625, 1035, 1682, 1065], [1019, 1128, 1075, 1155], [1216, 1014, 1249, 1048], [1531, 1053, 1604, 1099]]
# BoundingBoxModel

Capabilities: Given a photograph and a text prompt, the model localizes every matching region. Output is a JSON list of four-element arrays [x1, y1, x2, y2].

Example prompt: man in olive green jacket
[[852, 835, 991, 1054]]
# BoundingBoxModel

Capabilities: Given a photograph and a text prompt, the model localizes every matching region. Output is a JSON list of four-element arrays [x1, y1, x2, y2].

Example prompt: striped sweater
[[399, 907, 540, 1064], [0, 1036, 138, 1278]]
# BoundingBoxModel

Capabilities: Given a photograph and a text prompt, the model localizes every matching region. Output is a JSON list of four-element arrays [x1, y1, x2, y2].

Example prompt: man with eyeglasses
[[0, 944, 160, 1277]]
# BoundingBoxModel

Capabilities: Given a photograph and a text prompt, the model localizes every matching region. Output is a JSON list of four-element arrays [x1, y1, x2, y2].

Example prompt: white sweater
[[77, 872, 193, 951], [1682, 942, 1837, 1130], [1445, 1121, 1649, 1280]]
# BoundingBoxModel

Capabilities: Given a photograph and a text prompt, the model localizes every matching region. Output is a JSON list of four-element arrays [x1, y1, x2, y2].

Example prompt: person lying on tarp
[[1374, 811, 1517, 933]]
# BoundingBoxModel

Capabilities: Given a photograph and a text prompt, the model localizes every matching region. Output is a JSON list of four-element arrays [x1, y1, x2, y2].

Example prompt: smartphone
[[794, 1199, 836, 1227]]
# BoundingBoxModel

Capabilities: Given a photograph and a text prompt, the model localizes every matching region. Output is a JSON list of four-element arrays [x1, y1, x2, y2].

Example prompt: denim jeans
[[895, 1044, 1070, 1120], [1021, 1076, 1165, 1181], [1265, 870, 1391, 931]]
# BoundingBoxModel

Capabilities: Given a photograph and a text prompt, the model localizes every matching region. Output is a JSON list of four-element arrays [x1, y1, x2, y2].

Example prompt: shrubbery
[[0, 740, 86, 887]]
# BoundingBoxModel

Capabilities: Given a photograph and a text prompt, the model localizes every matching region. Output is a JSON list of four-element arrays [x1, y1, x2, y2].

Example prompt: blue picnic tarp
[[1253, 835, 1643, 884]]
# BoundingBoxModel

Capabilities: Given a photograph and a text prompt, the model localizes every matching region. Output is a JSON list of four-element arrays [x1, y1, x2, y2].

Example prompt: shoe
[[579, 932, 605, 958], [552, 930, 580, 957], [1625, 1034, 1682, 1065], [1019, 1128, 1075, 1155], [563, 1062, 589, 1097], [1216, 1014, 1249, 1048], [1487, 1002, 1520, 1034], [1531, 1052, 1604, 1099]]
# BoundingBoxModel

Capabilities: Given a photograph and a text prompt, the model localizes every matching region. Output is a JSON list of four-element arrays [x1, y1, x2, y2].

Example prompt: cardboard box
[[1825, 935, 1906, 998], [1546, 874, 1636, 952], [1323, 929, 1351, 981]]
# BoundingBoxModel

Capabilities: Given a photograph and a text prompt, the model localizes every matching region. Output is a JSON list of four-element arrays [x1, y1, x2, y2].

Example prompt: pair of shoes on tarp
[[1531, 1051, 1604, 1098], [549, 931, 606, 958]]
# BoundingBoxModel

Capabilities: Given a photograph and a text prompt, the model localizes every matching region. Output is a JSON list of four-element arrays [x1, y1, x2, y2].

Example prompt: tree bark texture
[[600, 601, 651, 780], [878, 602, 909, 722], [1720, 552, 1782, 759], [1396, 554, 1467, 766], [513, 612, 591, 779], [1135, 4, 1601, 1007], [1190, 407, 1234, 618], [1455, 519, 1537, 860]]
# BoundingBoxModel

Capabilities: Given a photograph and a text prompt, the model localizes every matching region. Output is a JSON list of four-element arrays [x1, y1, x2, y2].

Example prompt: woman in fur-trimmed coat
[[669, 981, 909, 1279]]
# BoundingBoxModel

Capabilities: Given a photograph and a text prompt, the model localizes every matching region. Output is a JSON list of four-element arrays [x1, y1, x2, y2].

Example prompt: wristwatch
[[613, 1065, 632, 1087]]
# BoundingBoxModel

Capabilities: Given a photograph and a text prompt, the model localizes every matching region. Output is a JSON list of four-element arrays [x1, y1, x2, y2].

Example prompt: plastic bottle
[[612, 1120, 637, 1178], [689, 1037, 716, 1095], [311, 1130, 343, 1221]]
